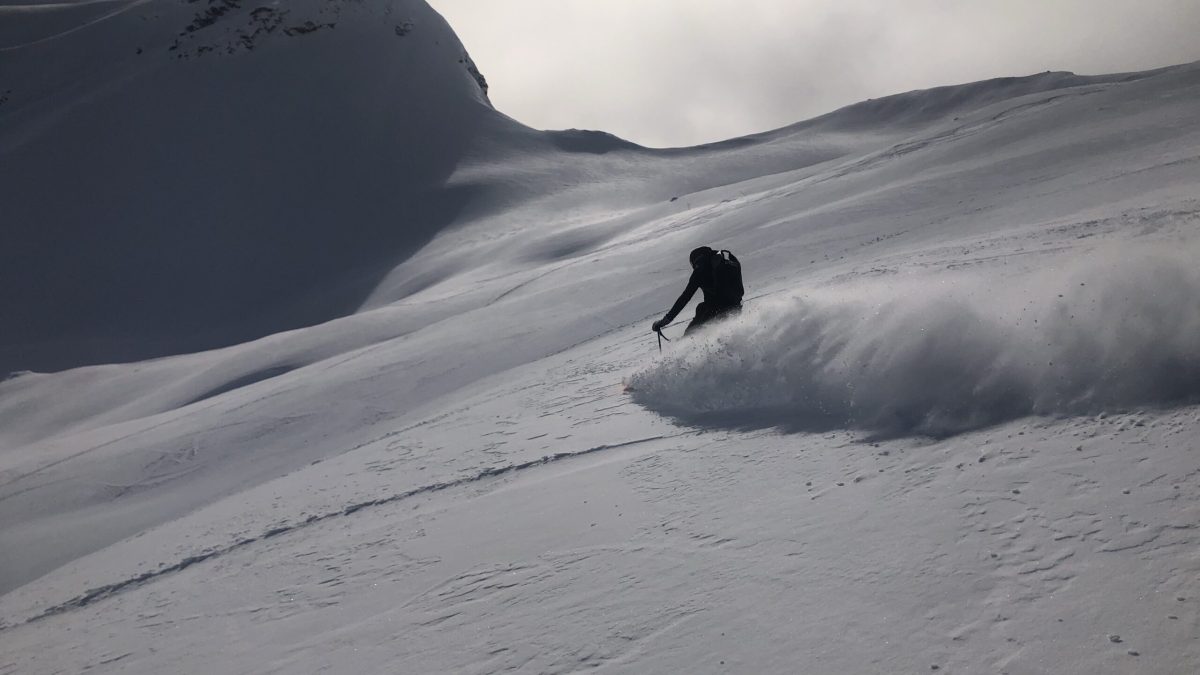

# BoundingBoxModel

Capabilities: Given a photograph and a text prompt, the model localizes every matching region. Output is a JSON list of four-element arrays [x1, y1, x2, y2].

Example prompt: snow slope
[[0, 0, 495, 372], [2, 2, 1200, 673]]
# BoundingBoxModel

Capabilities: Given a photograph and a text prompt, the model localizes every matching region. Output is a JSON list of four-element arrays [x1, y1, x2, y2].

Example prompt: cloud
[[429, 0, 1200, 147]]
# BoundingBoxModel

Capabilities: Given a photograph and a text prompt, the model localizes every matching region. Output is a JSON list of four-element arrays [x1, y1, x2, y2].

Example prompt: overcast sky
[[427, 0, 1200, 148]]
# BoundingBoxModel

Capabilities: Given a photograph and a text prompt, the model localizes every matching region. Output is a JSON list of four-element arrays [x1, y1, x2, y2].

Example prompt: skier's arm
[[659, 272, 700, 326]]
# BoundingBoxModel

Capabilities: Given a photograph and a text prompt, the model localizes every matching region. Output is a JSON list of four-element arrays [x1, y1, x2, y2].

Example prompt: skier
[[651, 246, 744, 336]]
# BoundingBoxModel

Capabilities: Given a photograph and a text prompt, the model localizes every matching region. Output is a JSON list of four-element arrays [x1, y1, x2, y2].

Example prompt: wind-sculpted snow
[[629, 246, 1200, 436]]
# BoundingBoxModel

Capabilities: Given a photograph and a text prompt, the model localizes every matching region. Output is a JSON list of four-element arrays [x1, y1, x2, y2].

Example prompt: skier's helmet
[[689, 246, 715, 268]]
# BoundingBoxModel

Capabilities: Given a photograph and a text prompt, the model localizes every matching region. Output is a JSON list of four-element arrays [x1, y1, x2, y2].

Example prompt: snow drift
[[629, 244, 1200, 436]]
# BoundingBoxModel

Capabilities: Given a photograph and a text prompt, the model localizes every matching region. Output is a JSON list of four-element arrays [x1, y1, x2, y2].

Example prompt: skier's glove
[[652, 319, 665, 332]]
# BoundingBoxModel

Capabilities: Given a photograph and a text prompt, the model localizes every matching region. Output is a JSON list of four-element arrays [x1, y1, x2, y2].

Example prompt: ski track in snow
[[3, 433, 674, 629]]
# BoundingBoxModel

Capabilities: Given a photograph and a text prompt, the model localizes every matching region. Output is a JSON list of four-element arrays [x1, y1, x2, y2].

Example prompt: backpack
[[709, 250, 744, 304]]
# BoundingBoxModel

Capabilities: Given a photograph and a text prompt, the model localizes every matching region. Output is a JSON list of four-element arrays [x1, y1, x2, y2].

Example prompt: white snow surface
[[3, 2, 1200, 674]]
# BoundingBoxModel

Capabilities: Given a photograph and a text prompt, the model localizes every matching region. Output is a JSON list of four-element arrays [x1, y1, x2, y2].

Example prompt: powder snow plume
[[628, 243, 1200, 436]]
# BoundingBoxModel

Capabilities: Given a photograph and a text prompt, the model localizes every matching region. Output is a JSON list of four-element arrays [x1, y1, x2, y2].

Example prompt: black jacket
[[660, 261, 738, 326]]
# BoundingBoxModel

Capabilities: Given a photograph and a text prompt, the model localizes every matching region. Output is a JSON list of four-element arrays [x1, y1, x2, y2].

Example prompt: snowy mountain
[[0, 0, 495, 373], [2, 2, 1199, 673]]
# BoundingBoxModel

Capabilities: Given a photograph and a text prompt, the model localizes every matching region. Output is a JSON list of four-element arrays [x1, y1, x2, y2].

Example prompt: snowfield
[[2, 1, 1199, 674]]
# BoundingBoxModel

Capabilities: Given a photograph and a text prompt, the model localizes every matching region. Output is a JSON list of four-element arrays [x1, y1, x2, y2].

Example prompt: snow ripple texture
[[629, 244, 1200, 436]]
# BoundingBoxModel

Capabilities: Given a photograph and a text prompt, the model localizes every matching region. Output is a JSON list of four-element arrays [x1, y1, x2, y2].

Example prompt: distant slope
[[0, 0, 495, 372], [763, 68, 1169, 135]]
